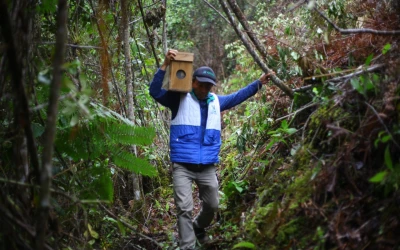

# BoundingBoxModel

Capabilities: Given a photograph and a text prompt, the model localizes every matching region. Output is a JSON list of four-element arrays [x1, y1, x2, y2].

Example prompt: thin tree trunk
[[35, 0, 68, 248], [162, 0, 168, 54], [227, 0, 268, 59], [122, 0, 142, 201], [138, 0, 160, 68], [0, 0, 40, 182], [218, 0, 294, 98]]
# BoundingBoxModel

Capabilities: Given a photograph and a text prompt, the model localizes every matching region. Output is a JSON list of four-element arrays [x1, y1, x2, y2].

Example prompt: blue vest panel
[[170, 93, 221, 164]]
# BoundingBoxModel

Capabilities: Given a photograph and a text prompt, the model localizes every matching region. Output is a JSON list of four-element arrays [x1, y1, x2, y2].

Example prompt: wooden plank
[[174, 52, 194, 62]]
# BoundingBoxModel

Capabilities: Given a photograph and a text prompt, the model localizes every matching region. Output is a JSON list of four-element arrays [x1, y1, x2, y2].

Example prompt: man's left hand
[[259, 71, 275, 84]]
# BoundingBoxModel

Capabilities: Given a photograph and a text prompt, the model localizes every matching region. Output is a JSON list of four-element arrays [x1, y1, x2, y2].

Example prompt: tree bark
[[35, 0, 68, 248], [218, 0, 294, 98], [122, 0, 142, 201], [0, 0, 40, 182], [227, 0, 269, 60]]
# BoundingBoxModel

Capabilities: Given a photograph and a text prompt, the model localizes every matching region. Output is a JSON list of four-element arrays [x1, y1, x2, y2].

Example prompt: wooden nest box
[[165, 52, 194, 92]]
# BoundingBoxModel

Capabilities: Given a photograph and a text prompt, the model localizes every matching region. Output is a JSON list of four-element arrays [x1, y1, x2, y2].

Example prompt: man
[[149, 49, 272, 250]]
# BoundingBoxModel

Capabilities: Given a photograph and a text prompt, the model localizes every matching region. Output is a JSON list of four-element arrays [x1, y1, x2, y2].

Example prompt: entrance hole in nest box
[[176, 70, 186, 79]]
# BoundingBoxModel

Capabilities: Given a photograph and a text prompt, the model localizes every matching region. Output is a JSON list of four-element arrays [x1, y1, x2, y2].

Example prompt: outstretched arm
[[219, 72, 274, 111]]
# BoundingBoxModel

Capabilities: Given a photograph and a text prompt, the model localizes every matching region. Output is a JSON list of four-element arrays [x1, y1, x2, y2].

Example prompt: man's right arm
[[149, 69, 180, 109]]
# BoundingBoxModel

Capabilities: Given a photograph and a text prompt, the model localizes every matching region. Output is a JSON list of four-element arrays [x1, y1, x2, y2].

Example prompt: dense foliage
[[0, 0, 399, 249]]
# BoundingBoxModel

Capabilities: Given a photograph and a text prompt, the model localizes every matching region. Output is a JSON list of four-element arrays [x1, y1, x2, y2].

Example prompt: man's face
[[192, 80, 213, 100]]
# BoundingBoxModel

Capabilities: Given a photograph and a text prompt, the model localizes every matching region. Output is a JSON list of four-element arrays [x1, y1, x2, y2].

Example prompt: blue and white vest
[[170, 93, 221, 164]]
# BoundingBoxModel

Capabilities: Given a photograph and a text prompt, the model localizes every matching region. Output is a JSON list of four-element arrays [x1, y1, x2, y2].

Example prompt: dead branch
[[294, 64, 386, 92], [314, 7, 400, 35], [218, 0, 294, 98], [328, 64, 385, 83]]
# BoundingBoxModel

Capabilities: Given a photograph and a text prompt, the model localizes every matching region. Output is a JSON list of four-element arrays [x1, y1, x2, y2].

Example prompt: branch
[[227, 0, 268, 59], [314, 7, 400, 35], [293, 64, 385, 92], [138, 0, 160, 68], [39, 42, 103, 49], [328, 64, 385, 83], [36, 0, 68, 249], [275, 102, 318, 121], [202, 0, 230, 24], [218, 0, 294, 98]]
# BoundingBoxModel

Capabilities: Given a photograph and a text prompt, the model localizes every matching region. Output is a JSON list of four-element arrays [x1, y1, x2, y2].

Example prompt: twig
[[99, 204, 163, 249], [329, 64, 385, 83], [364, 102, 400, 150], [303, 67, 365, 81], [302, 109, 317, 141], [39, 42, 102, 49], [202, 0, 230, 24], [293, 84, 314, 92], [285, 0, 306, 13], [314, 7, 400, 35], [275, 102, 318, 122]]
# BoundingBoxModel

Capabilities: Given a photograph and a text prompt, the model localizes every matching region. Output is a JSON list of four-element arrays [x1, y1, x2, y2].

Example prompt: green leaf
[[117, 221, 126, 236], [350, 78, 363, 95], [382, 43, 391, 55], [384, 146, 393, 170], [31, 123, 45, 138], [80, 166, 114, 202], [88, 224, 99, 239], [233, 241, 256, 249], [286, 128, 297, 135], [369, 171, 387, 183], [365, 54, 373, 66]]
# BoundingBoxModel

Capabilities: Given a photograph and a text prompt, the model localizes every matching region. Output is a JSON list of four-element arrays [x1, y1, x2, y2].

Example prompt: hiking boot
[[193, 226, 210, 245]]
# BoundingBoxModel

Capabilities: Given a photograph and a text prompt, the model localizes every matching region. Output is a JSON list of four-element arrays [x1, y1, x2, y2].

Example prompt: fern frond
[[106, 124, 155, 146], [112, 151, 157, 177], [55, 127, 102, 160]]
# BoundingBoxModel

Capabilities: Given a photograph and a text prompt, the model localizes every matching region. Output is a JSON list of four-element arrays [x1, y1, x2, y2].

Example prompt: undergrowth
[[215, 0, 400, 249]]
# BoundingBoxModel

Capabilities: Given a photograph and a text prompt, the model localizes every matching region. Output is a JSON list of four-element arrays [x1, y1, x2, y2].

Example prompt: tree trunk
[[0, 0, 40, 183], [35, 0, 68, 248], [218, 0, 294, 98], [122, 0, 142, 201]]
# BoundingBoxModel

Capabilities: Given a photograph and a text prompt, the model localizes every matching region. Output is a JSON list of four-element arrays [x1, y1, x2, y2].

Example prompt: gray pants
[[172, 163, 219, 250]]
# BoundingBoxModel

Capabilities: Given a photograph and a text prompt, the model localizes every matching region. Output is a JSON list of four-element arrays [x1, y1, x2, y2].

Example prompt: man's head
[[192, 66, 216, 100]]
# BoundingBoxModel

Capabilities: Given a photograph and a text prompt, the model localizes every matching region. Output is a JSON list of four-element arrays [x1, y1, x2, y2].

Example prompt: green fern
[[112, 151, 157, 177], [103, 122, 155, 146], [55, 115, 157, 176]]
